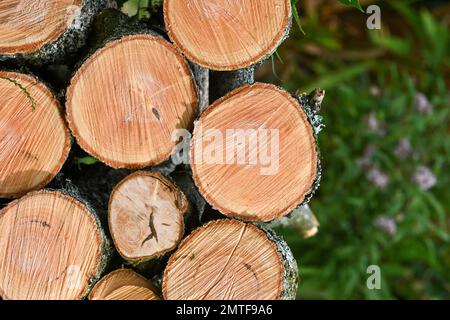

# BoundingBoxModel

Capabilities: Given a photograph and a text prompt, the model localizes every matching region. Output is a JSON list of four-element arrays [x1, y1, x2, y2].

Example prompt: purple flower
[[413, 166, 437, 191], [367, 167, 390, 190], [357, 144, 376, 169], [414, 93, 433, 114], [374, 216, 397, 236], [394, 138, 412, 160]]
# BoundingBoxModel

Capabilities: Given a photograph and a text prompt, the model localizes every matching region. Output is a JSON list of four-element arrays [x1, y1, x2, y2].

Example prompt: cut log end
[[89, 269, 159, 300], [66, 34, 198, 169], [109, 171, 188, 263], [0, 71, 70, 198], [191, 83, 318, 222], [0, 0, 82, 55], [163, 219, 295, 300], [0, 190, 107, 300], [104, 285, 160, 300], [164, 0, 292, 70]]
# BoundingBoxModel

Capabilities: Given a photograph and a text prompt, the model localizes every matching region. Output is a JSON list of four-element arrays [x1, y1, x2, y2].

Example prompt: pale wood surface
[[0, 190, 103, 300], [109, 171, 188, 262], [89, 268, 158, 300], [66, 34, 198, 169], [0, 71, 70, 198], [165, 0, 291, 70], [163, 219, 284, 300], [104, 285, 160, 300], [0, 0, 82, 54], [191, 83, 318, 222]]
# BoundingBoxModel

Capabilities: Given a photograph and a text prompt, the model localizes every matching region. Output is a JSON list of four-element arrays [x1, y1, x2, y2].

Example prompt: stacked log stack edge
[[0, 0, 323, 300]]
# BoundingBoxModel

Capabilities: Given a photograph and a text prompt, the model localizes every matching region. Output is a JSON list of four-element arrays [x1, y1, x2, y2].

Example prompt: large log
[[66, 32, 199, 169], [164, 0, 292, 70], [0, 71, 70, 198], [0, 0, 114, 66], [0, 190, 111, 299], [89, 268, 159, 300], [163, 219, 298, 300], [191, 83, 320, 222]]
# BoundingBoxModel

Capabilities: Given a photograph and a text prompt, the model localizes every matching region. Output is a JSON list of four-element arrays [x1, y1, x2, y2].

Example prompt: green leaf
[[291, 0, 306, 35], [337, 0, 364, 12], [121, 0, 151, 19], [77, 156, 100, 167], [0, 77, 36, 111]]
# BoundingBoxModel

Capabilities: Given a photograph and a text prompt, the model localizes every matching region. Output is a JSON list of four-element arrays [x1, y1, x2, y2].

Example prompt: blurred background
[[124, 0, 450, 299]]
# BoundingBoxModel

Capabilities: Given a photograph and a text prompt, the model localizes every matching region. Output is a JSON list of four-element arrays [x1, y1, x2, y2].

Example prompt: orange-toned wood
[[0, 0, 82, 55], [0, 71, 70, 198], [163, 219, 284, 300], [191, 83, 318, 222], [109, 171, 188, 263], [66, 34, 198, 169], [0, 190, 105, 300], [164, 0, 292, 70], [103, 285, 160, 300], [89, 269, 159, 300]]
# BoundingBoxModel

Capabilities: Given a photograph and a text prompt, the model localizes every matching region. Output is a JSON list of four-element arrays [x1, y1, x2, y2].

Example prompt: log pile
[[0, 0, 324, 300]]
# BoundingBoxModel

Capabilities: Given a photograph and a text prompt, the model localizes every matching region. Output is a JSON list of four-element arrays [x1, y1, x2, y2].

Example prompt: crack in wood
[[141, 207, 158, 246]]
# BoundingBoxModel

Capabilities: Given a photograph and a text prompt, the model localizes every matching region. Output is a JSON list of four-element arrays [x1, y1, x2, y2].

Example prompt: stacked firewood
[[0, 0, 323, 300]]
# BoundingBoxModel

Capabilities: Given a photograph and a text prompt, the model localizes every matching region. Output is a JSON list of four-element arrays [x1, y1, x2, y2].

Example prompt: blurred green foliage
[[120, 0, 449, 299], [266, 0, 450, 299]]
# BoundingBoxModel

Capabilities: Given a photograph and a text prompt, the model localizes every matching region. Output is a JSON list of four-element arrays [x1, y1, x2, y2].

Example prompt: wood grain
[[109, 171, 188, 262], [104, 285, 160, 300], [163, 219, 284, 300], [0, 0, 82, 54], [0, 71, 70, 198], [89, 269, 158, 300], [164, 0, 291, 70]]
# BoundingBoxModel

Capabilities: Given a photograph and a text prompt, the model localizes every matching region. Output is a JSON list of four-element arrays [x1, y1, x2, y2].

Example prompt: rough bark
[[163, 219, 297, 300], [210, 67, 255, 104], [268, 204, 320, 239], [0, 0, 116, 66]]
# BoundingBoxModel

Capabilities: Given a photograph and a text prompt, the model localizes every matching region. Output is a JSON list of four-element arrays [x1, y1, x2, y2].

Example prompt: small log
[[191, 83, 319, 222], [162, 219, 298, 300], [0, 190, 110, 300], [108, 171, 188, 264], [0, 71, 70, 198], [164, 0, 292, 70], [66, 32, 199, 169], [89, 268, 159, 300], [0, 0, 114, 66], [104, 285, 160, 300]]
